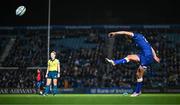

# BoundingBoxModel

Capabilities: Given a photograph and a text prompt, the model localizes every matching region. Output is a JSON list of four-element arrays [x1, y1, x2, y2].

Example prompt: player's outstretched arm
[[45, 62, 50, 78], [57, 62, 60, 78], [45, 69, 49, 78], [151, 47, 160, 63], [108, 31, 133, 37]]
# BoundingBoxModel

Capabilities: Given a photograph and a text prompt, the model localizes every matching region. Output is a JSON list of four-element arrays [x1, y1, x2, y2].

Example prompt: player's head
[[50, 51, 56, 60], [37, 69, 40, 73]]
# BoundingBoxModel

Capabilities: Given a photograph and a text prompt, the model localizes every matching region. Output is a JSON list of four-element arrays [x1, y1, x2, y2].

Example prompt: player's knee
[[46, 79, 51, 85], [53, 79, 57, 85], [46, 83, 50, 86], [126, 55, 131, 59], [53, 81, 57, 85], [126, 55, 134, 61]]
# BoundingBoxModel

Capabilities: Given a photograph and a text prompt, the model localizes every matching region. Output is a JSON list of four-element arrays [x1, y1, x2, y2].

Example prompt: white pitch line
[[0, 103, 179, 105]]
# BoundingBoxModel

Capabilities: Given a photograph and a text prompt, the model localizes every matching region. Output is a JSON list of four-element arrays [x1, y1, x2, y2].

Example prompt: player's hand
[[154, 56, 160, 63], [108, 32, 116, 37], [58, 73, 60, 78]]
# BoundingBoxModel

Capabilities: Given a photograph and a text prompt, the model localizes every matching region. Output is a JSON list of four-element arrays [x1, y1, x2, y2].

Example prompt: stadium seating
[[0, 26, 179, 89]]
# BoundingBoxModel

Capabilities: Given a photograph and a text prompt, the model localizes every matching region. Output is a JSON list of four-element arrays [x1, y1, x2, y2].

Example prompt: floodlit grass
[[0, 94, 180, 105]]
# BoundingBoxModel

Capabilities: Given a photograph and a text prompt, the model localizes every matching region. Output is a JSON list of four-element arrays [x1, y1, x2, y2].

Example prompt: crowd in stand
[[0, 69, 36, 88], [0, 28, 179, 88], [2, 31, 47, 67]]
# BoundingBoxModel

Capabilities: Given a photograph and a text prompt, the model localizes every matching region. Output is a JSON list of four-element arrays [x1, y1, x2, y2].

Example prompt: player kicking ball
[[43, 51, 60, 96], [106, 31, 160, 97]]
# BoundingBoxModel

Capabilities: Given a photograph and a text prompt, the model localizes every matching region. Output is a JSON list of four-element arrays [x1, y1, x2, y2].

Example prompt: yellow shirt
[[48, 59, 59, 71]]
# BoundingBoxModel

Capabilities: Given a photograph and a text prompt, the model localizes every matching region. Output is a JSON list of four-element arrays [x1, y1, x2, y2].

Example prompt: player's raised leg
[[106, 54, 140, 66]]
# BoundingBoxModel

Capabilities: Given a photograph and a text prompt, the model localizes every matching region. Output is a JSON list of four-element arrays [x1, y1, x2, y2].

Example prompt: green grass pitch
[[0, 94, 180, 105]]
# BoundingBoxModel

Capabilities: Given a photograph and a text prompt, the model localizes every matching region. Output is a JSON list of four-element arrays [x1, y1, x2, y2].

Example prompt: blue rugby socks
[[53, 85, 58, 95], [44, 85, 50, 94], [135, 78, 143, 93], [113, 57, 129, 65]]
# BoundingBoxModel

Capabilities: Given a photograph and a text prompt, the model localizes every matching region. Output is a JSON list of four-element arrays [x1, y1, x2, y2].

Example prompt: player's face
[[37, 69, 40, 73], [51, 52, 56, 60]]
